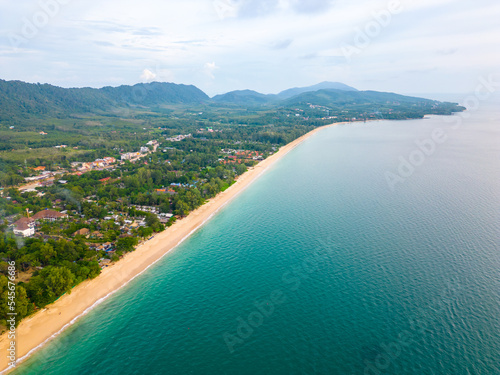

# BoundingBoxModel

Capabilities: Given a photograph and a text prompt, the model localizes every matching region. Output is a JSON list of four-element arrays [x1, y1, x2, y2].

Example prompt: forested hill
[[100, 82, 210, 106], [276, 81, 358, 99], [0, 79, 465, 125], [285, 89, 438, 106], [0, 80, 209, 121]]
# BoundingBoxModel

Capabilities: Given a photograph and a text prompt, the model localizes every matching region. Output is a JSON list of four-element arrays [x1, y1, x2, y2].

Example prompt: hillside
[[284, 89, 463, 116], [212, 90, 275, 106], [101, 82, 209, 106], [0, 79, 464, 127], [0, 80, 209, 123], [277, 81, 357, 100]]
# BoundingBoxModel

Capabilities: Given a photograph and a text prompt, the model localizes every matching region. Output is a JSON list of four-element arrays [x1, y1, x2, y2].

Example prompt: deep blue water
[[12, 96, 500, 375]]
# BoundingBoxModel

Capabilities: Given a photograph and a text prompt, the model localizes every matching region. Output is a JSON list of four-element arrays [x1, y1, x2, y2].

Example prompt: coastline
[[0, 122, 341, 374]]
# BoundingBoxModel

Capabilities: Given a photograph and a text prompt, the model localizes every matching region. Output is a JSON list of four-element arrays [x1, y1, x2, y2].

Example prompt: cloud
[[231, 0, 335, 18], [2, 0, 499, 95], [132, 27, 163, 36], [290, 0, 335, 14], [140, 69, 157, 81], [436, 48, 458, 55], [204, 62, 219, 79], [93, 41, 115, 47], [272, 39, 293, 50]]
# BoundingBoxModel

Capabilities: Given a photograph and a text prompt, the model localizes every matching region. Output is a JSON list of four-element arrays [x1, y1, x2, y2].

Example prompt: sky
[[0, 0, 499, 97]]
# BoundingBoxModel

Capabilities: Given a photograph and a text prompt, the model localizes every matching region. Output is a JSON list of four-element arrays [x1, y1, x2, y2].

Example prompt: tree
[[145, 213, 159, 228], [26, 266, 75, 307], [115, 237, 138, 253], [39, 243, 56, 265], [15, 285, 31, 322], [175, 201, 190, 217]]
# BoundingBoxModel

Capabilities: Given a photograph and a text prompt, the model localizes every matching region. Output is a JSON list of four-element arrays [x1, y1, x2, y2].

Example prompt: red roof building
[[32, 209, 68, 222]]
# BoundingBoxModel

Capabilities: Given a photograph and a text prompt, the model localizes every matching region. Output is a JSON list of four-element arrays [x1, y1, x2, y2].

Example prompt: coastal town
[[0, 129, 275, 319]]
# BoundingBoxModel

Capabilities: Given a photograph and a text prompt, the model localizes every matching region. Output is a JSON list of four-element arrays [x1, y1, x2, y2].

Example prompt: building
[[121, 152, 141, 161], [155, 188, 177, 195], [159, 213, 174, 224], [103, 157, 116, 164], [166, 134, 192, 142], [12, 217, 35, 237], [73, 228, 90, 237], [32, 209, 68, 222], [140, 147, 149, 154]]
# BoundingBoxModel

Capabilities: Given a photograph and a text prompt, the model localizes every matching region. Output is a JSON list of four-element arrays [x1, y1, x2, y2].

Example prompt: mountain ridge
[[0, 79, 462, 123]]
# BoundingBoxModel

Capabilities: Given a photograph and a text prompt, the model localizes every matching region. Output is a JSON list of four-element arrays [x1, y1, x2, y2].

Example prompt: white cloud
[[0, 0, 499, 95], [140, 68, 157, 81], [204, 62, 219, 79]]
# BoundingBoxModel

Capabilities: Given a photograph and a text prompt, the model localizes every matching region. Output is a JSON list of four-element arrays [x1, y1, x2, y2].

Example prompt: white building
[[12, 217, 35, 237]]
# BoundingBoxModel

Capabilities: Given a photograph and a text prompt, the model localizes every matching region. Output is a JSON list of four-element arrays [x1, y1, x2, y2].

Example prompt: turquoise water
[[13, 97, 499, 375]]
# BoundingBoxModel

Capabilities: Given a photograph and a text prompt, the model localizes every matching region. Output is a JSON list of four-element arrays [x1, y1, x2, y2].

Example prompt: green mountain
[[211, 81, 359, 105], [212, 90, 275, 106], [285, 89, 433, 105], [0, 79, 464, 126], [0, 80, 209, 122], [284, 89, 463, 116], [0, 80, 112, 120], [277, 81, 357, 99], [101, 82, 209, 106]]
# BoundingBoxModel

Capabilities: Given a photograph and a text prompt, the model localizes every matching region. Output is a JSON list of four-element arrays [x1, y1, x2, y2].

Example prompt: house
[[96, 242, 113, 252], [32, 209, 68, 222], [12, 217, 35, 237], [41, 179, 54, 187], [33, 166, 46, 172], [99, 259, 111, 268], [91, 231, 104, 238], [159, 213, 173, 224], [155, 188, 177, 195], [99, 177, 111, 183], [73, 228, 90, 237], [103, 157, 116, 165]]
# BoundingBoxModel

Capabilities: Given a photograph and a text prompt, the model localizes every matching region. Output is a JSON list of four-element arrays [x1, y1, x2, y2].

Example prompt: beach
[[0, 123, 338, 374]]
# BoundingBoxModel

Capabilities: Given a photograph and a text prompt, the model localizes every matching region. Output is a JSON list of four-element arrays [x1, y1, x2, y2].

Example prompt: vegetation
[[0, 79, 465, 329]]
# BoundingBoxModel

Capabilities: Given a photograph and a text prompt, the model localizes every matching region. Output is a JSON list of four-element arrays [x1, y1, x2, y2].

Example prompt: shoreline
[[0, 122, 342, 374]]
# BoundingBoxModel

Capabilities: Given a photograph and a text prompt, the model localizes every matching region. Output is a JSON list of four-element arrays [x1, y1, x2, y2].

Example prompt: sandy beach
[[0, 123, 339, 373]]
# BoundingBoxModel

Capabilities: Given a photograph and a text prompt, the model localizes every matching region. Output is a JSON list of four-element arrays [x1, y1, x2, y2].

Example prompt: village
[[2, 136, 269, 270]]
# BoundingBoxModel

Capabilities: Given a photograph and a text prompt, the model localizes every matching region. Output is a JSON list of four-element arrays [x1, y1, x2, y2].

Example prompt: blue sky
[[0, 0, 499, 96]]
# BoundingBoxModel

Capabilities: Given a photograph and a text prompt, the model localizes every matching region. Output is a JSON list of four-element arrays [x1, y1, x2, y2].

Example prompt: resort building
[[12, 217, 35, 237], [32, 209, 68, 222]]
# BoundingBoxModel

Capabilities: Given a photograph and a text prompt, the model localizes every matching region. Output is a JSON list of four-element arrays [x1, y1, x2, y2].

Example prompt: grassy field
[[0, 147, 92, 165]]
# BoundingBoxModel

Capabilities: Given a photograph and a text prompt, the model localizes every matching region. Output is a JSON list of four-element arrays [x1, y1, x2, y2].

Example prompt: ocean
[[12, 95, 500, 374]]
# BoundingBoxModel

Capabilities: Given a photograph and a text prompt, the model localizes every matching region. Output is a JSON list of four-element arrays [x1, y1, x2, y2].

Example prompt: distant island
[[0, 79, 465, 370]]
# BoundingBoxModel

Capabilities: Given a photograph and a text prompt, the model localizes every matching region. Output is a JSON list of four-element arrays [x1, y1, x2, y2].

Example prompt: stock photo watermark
[[213, 0, 237, 20], [223, 239, 339, 354], [8, 0, 72, 50], [385, 73, 500, 191], [340, 0, 402, 61], [363, 282, 463, 375], [6, 261, 17, 368]]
